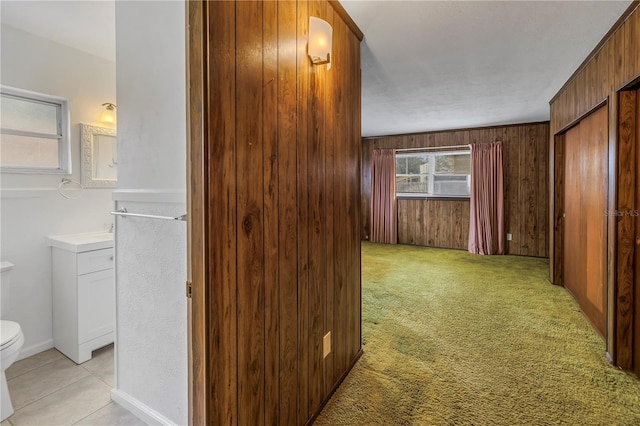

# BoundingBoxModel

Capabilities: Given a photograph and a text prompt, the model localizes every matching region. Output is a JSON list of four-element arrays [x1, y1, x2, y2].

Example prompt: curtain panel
[[370, 149, 397, 244], [468, 142, 504, 255]]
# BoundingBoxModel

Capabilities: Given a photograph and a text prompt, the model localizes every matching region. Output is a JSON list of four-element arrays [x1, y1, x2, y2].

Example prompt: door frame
[[186, 1, 207, 424], [615, 81, 640, 372]]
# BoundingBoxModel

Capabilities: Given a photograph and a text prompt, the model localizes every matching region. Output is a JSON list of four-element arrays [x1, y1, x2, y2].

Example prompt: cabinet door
[[78, 268, 115, 344]]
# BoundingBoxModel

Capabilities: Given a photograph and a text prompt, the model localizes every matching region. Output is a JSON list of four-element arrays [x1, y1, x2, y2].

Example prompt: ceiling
[[0, 1, 115, 62], [341, 0, 631, 136], [0, 1, 632, 137]]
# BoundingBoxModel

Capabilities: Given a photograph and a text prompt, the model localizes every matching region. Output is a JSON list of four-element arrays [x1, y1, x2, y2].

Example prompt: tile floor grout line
[[69, 400, 113, 426], [7, 347, 122, 426], [10, 371, 89, 415], [7, 353, 62, 381], [79, 365, 114, 388], [96, 376, 113, 388], [9, 375, 112, 426]]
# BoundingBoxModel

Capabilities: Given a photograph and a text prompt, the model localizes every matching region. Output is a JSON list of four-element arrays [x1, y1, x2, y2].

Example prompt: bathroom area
[[0, 5, 117, 424], [1, 1, 187, 425]]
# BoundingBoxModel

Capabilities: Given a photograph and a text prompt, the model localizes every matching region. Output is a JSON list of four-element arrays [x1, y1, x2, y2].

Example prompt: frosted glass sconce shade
[[308, 17, 332, 70], [101, 103, 117, 124]]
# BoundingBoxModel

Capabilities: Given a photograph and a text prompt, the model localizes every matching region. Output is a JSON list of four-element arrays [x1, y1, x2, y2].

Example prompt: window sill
[[396, 195, 470, 201]]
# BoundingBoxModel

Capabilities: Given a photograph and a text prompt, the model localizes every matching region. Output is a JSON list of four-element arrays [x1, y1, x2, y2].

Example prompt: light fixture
[[101, 103, 117, 124], [308, 17, 332, 70]]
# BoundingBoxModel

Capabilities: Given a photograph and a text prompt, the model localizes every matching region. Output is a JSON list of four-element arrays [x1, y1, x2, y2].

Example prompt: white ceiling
[[0, 0, 115, 62], [341, 0, 631, 137], [0, 1, 632, 137]]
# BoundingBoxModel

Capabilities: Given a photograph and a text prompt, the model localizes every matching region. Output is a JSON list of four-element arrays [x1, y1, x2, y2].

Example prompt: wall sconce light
[[308, 17, 332, 70], [101, 103, 117, 124]]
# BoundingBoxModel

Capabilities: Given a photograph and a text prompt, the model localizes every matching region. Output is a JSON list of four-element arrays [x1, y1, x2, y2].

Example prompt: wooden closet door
[[582, 106, 608, 337], [564, 124, 584, 303], [563, 105, 608, 338]]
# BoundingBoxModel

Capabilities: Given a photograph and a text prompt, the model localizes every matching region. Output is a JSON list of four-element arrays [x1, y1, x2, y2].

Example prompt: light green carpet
[[315, 242, 640, 425]]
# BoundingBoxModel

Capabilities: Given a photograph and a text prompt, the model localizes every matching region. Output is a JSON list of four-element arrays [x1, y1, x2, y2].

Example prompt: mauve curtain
[[468, 142, 504, 255], [370, 149, 397, 244]]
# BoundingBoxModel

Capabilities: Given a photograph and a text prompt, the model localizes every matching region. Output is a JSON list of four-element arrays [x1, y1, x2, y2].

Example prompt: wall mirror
[[80, 124, 117, 188]]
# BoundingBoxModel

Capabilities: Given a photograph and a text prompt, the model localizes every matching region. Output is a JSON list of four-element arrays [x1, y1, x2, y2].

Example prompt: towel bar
[[110, 208, 186, 222]]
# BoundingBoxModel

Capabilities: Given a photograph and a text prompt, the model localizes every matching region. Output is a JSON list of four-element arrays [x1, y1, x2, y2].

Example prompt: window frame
[[1, 85, 71, 174], [395, 150, 471, 199]]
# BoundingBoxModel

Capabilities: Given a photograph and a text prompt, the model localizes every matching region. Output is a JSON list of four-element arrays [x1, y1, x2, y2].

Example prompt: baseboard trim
[[111, 389, 177, 426], [18, 339, 54, 361]]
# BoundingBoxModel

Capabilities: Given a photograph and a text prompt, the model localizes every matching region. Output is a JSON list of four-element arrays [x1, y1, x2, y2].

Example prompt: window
[[395, 150, 471, 198], [1, 86, 71, 173]]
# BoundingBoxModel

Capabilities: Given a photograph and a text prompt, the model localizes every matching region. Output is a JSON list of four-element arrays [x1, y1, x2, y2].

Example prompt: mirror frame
[[80, 124, 117, 188]]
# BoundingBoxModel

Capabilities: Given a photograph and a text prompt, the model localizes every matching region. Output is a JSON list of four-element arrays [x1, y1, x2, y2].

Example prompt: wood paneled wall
[[397, 199, 470, 250], [362, 122, 550, 257], [187, 1, 362, 424], [549, 3, 640, 135], [548, 2, 640, 365], [617, 89, 637, 370]]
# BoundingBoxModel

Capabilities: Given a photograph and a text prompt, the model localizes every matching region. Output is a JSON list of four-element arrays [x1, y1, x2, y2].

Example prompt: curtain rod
[[394, 144, 470, 153]]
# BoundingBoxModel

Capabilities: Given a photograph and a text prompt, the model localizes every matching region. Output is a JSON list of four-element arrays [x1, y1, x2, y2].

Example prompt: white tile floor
[[3, 345, 146, 426]]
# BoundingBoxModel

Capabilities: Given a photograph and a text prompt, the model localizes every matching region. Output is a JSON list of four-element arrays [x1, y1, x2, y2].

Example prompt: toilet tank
[[1, 262, 14, 317], [0, 261, 13, 282]]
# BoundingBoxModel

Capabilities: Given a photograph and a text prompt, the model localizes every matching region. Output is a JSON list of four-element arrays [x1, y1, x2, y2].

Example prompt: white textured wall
[[0, 25, 115, 357], [113, 1, 187, 425], [115, 1, 186, 190]]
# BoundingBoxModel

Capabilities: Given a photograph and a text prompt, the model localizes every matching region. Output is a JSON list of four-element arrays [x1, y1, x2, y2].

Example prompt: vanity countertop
[[48, 231, 114, 252]]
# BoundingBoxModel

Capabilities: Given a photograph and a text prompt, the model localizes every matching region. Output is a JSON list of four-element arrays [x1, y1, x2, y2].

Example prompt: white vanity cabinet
[[49, 233, 115, 364]]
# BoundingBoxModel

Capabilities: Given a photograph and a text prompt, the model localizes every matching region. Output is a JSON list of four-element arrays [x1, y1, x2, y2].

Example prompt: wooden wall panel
[[235, 2, 265, 422], [397, 199, 471, 250], [308, 0, 327, 415], [277, 1, 299, 423], [323, 3, 336, 402], [551, 133, 565, 285], [330, 13, 364, 403], [263, 1, 279, 423], [616, 90, 637, 369], [347, 18, 362, 379], [189, 1, 363, 424], [635, 90, 640, 376], [296, 0, 311, 422], [362, 122, 549, 257], [549, 2, 640, 366], [205, 1, 238, 424]]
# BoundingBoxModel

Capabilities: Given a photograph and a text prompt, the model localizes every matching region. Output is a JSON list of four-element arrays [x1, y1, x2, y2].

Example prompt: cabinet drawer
[[77, 248, 114, 275]]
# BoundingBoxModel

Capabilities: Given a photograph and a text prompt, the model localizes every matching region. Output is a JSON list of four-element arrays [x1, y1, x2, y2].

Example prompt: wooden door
[[563, 105, 608, 337], [564, 125, 583, 302], [584, 106, 608, 337]]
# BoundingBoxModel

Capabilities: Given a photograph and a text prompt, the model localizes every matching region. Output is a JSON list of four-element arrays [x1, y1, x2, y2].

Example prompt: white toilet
[[1, 261, 24, 421]]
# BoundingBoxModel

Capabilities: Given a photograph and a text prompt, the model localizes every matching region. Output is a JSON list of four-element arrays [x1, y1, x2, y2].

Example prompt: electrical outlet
[[323, 332, 331, 358], [507, 233, 513, 241]]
